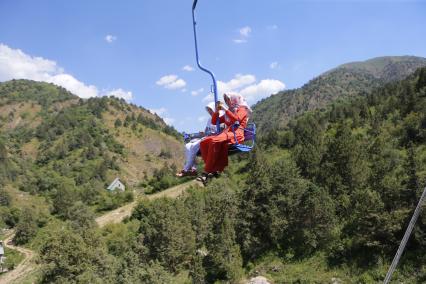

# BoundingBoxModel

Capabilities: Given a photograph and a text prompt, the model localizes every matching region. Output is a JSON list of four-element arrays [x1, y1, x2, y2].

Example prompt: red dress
[[200, 106, 248, 173]]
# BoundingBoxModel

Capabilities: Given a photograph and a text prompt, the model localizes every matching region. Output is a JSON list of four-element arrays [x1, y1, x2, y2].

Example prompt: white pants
[[183, 139, 201, 171]]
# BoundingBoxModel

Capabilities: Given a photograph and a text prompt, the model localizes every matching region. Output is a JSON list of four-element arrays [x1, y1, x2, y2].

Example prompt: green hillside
[[2, 66, 426, 283], [252, 56, 426, 134], [0, 79, 184, 227], [0, 79, 183, 185]]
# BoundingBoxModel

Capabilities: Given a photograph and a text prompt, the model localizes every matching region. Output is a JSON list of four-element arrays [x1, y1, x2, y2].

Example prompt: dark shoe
[[176, 169, 197, 177], [196, 172, 209, 185], [212, 171, 221, 178]]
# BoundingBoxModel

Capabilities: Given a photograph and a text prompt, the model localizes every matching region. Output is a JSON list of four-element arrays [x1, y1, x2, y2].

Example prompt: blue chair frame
[[228, 122, 256, 154]]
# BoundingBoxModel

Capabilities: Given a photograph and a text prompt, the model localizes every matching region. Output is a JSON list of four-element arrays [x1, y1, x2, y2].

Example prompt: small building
[[107, 178, 126, 192]]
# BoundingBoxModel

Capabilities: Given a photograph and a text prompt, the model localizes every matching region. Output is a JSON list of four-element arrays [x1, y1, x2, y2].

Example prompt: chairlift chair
[[191, 0, 256, 154]]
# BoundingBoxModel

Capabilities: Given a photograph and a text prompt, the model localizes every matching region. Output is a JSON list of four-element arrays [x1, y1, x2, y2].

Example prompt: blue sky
[[0, 0, 425, 132]]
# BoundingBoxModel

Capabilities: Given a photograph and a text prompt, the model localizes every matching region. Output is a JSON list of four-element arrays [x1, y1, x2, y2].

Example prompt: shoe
[[196, 172, 208, 184], [176, 170, 189, 177], [176, 169, 198, 177], [212, 171, 221, 178]]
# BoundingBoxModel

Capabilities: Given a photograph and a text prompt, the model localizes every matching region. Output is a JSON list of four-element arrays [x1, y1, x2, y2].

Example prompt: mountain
[[22, 67, 426, 283], [2, 67, 426, 283], [252, 56, 426, 134], [0, 79, 184, 188]]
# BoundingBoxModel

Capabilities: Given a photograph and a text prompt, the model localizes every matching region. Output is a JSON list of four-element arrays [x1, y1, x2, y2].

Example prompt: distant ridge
[[252, 56, 426, 133], [334, 56, 426, 81]]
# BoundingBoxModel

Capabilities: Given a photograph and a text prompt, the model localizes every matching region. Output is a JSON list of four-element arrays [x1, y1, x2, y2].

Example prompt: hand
[[216, 101, 224, 111]]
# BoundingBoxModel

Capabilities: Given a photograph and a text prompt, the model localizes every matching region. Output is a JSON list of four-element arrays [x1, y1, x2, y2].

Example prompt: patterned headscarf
[[224, 93, 252, 114]]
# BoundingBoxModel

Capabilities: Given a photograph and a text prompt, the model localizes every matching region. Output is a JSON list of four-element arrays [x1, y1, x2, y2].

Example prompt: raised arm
[[224, 107, 247, 126], [211, 111, 225, 125]]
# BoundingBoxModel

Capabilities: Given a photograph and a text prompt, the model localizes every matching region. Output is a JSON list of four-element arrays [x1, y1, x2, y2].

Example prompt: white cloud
[[156, 74, 186, 90], [206, 73, 285, 104], [156, 75, 178, 85], [150, 107, 167, 116], [105, 88, 133, 101], [270, 62, 279, 69], [0, 43, 132, 100], [217, 74, 256, 94], [149, 107, 175, 126], [233, 39, 247, 44], [163, 117, 175, 126], [240, 79, 285, 103], [182, 65, 194, 72], [49, 74, 98, 98], [198, 115, 208, 122], [202, 93, 214, 103], [191, 88, 204, 96], [233, 26, 251, 44], [105, 34, 117, 43], [239, 26, 252, 37]]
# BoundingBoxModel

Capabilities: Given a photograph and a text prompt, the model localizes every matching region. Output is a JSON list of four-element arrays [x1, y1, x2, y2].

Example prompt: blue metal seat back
[[229, 122, 256, 154], [183, 123, 256, 155], [243, 123, 256, 142]]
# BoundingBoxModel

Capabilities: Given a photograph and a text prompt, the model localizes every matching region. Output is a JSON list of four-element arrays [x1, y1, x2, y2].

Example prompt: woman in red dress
[[198, 93, 251, 182]]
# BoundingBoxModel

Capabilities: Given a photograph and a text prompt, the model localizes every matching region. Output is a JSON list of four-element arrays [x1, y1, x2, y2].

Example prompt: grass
[[247, 253, 353, 283], [10, 266, 41, 284], [172, 270, 191, 284], [246, 252, 425, 284], [3, 247, 24, 271]]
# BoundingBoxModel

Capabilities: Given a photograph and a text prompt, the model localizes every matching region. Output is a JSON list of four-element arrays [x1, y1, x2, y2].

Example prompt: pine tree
[[40, 227, 116, 283], [204, 216, 243, 283], [114, 118, 122, 128], [416, 67, 426, 91], [189, 253, 206, 284], [0, 139, 10, 183], [402, 143, 419, 205], [291, 114, 324, 179], [14, 208, 38, 245], [237, 150, 272, 261], [0, 187, 10, 206], [52, 185, 78, 219]]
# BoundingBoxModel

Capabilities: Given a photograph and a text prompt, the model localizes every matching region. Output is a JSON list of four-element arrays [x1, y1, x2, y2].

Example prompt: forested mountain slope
[[246, 67, 426, 282], [12, 68, 424, 284], [252, 56, 426, 134], [0, 79, 183, 186], [0, 79, 183, 230], [2, 67, 426, 283]]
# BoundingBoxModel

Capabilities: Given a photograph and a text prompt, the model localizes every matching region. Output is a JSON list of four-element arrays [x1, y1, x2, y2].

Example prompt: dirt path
[[0, 231, 37, 284], [96, 180, 201, 228], [0, 180, 199, 283]]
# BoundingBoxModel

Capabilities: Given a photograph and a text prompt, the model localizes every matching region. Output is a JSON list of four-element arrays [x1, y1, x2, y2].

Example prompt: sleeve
[[211, 111, 225, 125], [224, 108, 246, 124], [237, 108, 248, 126]]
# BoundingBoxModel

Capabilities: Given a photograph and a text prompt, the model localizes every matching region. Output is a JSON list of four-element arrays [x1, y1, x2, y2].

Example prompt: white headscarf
[[224, 93, 252, 114], [205, 102, 224, 134], [205, 102, 216, 113]]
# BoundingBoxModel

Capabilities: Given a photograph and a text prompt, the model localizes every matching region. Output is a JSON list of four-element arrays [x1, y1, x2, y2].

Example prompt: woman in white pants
[[176, 102, 218, 177]]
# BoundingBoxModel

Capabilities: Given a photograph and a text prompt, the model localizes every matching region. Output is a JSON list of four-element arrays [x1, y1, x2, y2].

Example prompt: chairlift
[[190, 0, 256, 153]]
